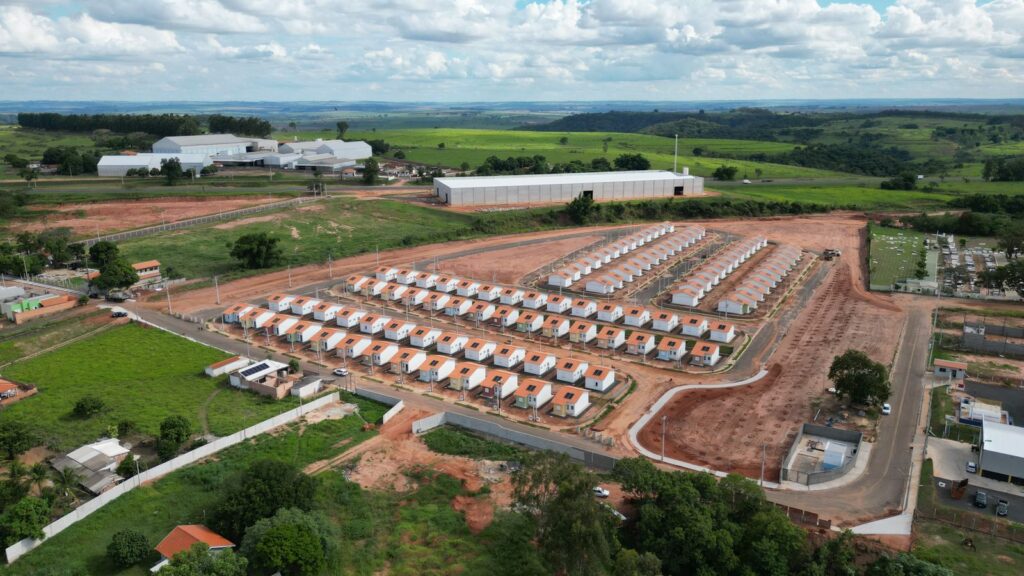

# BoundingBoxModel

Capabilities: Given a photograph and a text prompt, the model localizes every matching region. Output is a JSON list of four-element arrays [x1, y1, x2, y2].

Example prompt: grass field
[[1, 323, 300, 450], [0, 309, 108, 365], [867, 225, 932, 289], [716, 182, 956, 210], [333, 128, 844, 179], [118, 197, 484, 279], [422, 426, 525, 460], [0, 125, 95, 179]]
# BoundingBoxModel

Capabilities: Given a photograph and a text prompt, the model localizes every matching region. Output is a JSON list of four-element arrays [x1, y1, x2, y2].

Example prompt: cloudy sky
[[0, 0, 1022, 101]]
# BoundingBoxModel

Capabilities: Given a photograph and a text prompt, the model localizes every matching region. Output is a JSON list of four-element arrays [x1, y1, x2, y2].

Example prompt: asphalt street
[[934, 476, 1024, 524]]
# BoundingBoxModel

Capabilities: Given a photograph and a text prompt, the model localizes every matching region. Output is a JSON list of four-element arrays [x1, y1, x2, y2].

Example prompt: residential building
[[551, 387, 591, 418], [514, 379, 553, 409], [556, 358, 589, 383], [584, 365, 616, 392]]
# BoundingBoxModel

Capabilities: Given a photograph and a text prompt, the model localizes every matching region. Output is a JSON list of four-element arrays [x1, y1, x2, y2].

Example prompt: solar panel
[[240, 362, 269, 377]]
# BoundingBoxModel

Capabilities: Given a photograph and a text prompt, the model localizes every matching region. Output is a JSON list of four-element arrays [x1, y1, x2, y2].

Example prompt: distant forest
[[17, 112, 272, 138]]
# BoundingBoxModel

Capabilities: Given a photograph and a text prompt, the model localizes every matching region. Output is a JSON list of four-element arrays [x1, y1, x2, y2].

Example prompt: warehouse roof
[[436, 170, 695, 189], [983, 420, 1024, 459], [158, 134, 255, 145]]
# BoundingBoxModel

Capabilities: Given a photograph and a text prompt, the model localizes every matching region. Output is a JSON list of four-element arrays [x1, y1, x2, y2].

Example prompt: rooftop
[[983, 420, 1024, 459], [436, 170, 696, 189]]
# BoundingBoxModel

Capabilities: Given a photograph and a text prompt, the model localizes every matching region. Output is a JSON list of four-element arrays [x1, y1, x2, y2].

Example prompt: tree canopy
[[229, 232, 284, 270], [160, 544, 248, 576], [240, 508, 336, 576], [828, 350, 891, 406], [93, 258, 139, 291], [0, 496, 50, 545], [210, 460, 318, 542]]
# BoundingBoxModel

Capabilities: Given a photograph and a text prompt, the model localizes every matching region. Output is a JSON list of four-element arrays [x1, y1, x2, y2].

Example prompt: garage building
[[980, 420, 1024, 485], [433, 169, 704, 206]]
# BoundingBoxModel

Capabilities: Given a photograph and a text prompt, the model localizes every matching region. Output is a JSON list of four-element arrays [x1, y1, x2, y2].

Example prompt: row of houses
[[671, 236, 768, 307], [580, 226, 707, 295], [546, 222, 681, 289], [346, 269, 736, 343], [716, 245, 803, 315]]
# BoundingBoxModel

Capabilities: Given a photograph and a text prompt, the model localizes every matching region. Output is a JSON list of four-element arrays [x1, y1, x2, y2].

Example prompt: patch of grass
[[868, 225, 934, 289], [0, 309, 107, 365], [1, 323, 299, 450], [422, 425, 525, 460], [717, 183, 955, 210], [913, 517, 1024, 576], [928, 388, 979, 444]]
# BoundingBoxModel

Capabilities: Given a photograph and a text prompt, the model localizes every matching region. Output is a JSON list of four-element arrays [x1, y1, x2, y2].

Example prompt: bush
[[72, 396, 106, 418], [107, 529, 150, 567], [712, 165, 739, 181], [422, 426, 524, 460]]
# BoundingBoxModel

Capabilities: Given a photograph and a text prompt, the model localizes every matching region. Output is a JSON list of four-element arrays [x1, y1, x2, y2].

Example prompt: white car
[[333, 368, 349, 377], [881, 403, 892, 415], [593, 486, 610, 498]]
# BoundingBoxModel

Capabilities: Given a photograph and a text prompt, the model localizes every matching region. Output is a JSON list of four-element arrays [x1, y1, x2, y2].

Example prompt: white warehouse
[[152, 134, 278, 156], [433, 169, 704, 206], [279, 139, 372, 160], [97, 153, 212, 177]]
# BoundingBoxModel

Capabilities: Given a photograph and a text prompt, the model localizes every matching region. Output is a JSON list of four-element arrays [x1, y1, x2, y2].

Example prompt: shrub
[[72, 396, 106, 418], [107, 529, 150, 567]]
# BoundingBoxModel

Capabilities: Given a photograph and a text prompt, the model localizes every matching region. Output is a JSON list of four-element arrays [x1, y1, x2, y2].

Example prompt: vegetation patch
[[422, 426, 525, 460]]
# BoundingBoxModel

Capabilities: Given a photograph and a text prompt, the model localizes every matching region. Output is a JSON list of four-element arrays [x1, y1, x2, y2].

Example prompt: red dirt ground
[[428, 234, 603, 285], [13, 196, 281, 236]]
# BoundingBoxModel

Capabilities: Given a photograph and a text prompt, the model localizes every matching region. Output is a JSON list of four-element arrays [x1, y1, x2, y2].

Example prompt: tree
[[53, 467, 81, 503], [393, 150, 406, 159], [89, 240, 120, 269], [614, 153, 651, 171], [828, 350, 891, 406], [713, 165, 739, 181], [94, 258, 139, 291], [230, 232, 283, 270], [460, 161, 471, 172], [19, 168, 39, 187], [160, 544, 248, 576], [288, 358, 301, 374], [210, 460, 318, 541], [613, 549, 662, 576], [998, 227, 1024, 259], [240, 508, 336, 576], [591, 157, 612, 171], [865, 553, 953, 576], [116, 455, 140, 479], [4, 154, 28, 169], [0, 497, 50, 545], [806, 530, 857, 576], [107, 529, 150, 567], [72, 396, 106, 418], [288, 121, 297, 131], [566, 194, 597, 225], [160, 416, 192, 446], [559, 136, 569, 145], [612, 457, 660, 501], [160, 157, 185, 186], [0, 421, 35, 460], [362, 157, 380, 185], [200, 164, 218, 176], [437, 142, 446, 149], [692, 147, 704, 157], [335, 121, 349, 139]]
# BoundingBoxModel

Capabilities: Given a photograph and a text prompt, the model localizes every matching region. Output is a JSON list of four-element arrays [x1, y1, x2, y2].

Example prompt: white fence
[[4, 392, 340, 564], [381, 401, 405, 424]]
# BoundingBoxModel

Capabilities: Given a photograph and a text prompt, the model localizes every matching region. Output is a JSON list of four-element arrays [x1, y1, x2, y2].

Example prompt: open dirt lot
[[428, 234, 603, 285], [14, 196, 280, 236]]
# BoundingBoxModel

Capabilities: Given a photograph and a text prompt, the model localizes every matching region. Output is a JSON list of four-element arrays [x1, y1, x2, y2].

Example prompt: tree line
[[18, 112, 272, 138], [473, 153, 651, 176], [207, 114, 273, 138]]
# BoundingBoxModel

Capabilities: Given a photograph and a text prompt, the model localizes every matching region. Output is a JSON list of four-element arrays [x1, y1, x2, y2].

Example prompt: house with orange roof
[[584, 365, 616, 392], [523, 291, 548, 309], [652, 311, 679, 332], [571, 298, 597, 318], [469, 301, 496, 322], [476, 284, 501, 302], [546, 294, 572, 314], [691, 341, 720, 366], [359, 314, 391, 335], [450, 362, 487, 391], [204, 356, 251, 377], [266, 293, 297, 312], [131, 260, 161, 286], [551, 387, 590, 418], [464, 338, 497, 362], [221, 303, 253, 324], [384, 319, 416, 341], [402, 287, 428, 307], [597, 302, 624, 323], [344, 275, 371, 293], [680, 315, 709, 338], [672, 285, 701, 307], [493, 304, 520, 327], [547, 270, 573, 288], [597, 326, 625, 350], [424, 291, 450, 311], [338, 334, 372, 360], [375, 265, 399, 281], [152, 525, 234, 572], [267, 314, 299, 337], [585, 276, 616, 295], [499, 287, 525, 306], [362, 278, 387, 297], [437, 332, 469, 355], [383, 282, 407, 301], [709, 322, 736, 343], [569, 320, 597, 343], [516, 311, 544, 333], [656, 337, 687, 362], [312, 302, 343, 322], [456, 279, 480, 297], [445, 296, 473, 317], [524, 351, 556, 376], [434, 276, 459, 293], [368, 340, 399, 365], [494, 345, 526, 369], [555, 358, 589, 383], [479, 370, 518, 400], [335, 307, 365, 329], [626, 331, 656, 356], [309, 327, 346, 352], [410, 326, 442, 348], [415, 271, 438, 289], [419, 355, 455, 383], [542, 315, 571, 338], [395, 268, 417, 285], [285, 321, 323, 344], [239, 307, 274, 329], [514, 379, 553, 409], [289, 296, 321, 316], [623, 306, 651, 328], [718, 294, 754, 316], [393, 348, 427, 373]]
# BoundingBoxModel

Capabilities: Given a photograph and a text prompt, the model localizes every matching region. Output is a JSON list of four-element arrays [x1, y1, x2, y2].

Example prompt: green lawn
[[717, 183, 955, 210], [1, 323, 300, 450], [118, 197, 482, 279], [0, 309, 107, 365], [422, 426, 525, 460], [867, 225, 933, 290], [339, 128, 845, 179]]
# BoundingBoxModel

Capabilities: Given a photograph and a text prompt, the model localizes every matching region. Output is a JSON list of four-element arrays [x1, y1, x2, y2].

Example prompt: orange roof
[[599, 326, 623, 337], [682, 315, 707, 326], [426, 355, 452, 367], [547, 294, 568, 303], [625, 306, 647, 316], [553, 387, 584, 406], [695, 341, 719, 354], [465, 338, 494, 350], [935, 359, 968, 370], [558, 358, 584, 370], [657, 337, 684, 351], [627, 331, 654, 344], [544, 316, 569, 327], [585, 365, 613, 379], [713, 322, 735, 332], [132, 260, 160, 271], [515, 379, 548, 397], [455, 361, 484, 375], [240, 308, 271, 321], [208, 355, 244, 369], [155, 525, 233, 559], [0, 380, 16, 395], [486, 370, 516, 385], [571, 321, 595, 332]]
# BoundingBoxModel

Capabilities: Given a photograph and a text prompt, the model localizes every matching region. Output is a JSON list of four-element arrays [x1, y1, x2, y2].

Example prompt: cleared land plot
[[346, 128, 846, 179], [1, 323, 300, 450], [868, 226, 930, 290]]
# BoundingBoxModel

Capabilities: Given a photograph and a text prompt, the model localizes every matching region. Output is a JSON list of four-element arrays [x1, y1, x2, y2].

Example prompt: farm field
[[867, 225, 932, 290], [339, 128, 844, 179], [716, 183, 955, 210], [1, 323, 300, 450]]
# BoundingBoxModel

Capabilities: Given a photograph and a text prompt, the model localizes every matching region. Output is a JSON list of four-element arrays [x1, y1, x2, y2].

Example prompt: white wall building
[[153, 134, 277, 156], [97, 153, 211, 177]]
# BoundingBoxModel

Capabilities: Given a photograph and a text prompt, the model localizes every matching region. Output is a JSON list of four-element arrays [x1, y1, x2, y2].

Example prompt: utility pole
[[165, 285, 173, 315], [760, 444, 766, 487], [288, 265, 293, 288], [214, 276, 221, 305], [661, 415, 667, 462], [673, 133, 678, 173]]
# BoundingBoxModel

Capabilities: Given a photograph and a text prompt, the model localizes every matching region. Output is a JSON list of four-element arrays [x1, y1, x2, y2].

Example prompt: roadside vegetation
[[422, 426, 525, 460]]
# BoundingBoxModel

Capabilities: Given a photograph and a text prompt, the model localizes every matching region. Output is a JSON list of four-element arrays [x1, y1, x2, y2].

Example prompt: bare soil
[[428, 234, 603, 285]]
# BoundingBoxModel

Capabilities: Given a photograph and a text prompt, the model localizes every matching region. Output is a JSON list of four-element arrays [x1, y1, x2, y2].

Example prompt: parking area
[[929, 437, 1024, 495], [933, 476, 1024, 524]]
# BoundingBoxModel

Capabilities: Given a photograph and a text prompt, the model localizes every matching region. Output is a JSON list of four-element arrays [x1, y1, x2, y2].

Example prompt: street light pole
[[661, 415, 667, 462]]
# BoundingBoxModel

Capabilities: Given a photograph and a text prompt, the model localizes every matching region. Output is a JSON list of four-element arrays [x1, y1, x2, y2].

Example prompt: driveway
[[929, 437, 1024, 496], [933, 476, 1024, 524]]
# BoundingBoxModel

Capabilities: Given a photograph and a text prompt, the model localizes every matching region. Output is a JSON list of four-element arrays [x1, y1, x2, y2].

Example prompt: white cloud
[[0, 7, 182, 57], [90, 0, 268, 34]]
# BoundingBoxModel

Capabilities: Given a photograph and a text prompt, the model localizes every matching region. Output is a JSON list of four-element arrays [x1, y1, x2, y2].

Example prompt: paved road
[[768, 307, 931, 523], [125, 303, 616, 458], [934, 477, 1024, 524]]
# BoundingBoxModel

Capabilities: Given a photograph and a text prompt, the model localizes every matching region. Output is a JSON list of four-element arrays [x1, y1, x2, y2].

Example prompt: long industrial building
[[433, 169, 704, 206], [97, 153, 211, 177], [152, 134, 278, 156]]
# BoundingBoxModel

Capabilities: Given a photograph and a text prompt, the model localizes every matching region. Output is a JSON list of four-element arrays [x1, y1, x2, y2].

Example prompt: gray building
[[980, 420, 1024, 484], [433, 169, 704, 206]]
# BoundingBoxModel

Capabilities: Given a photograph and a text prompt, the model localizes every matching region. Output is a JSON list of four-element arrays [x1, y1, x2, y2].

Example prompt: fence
[[4, 392, 340, 564], [915, 505, 1024, 544], [411, 411, 619, 471], [775, 504, 832, 530], [780, 423, 863, 486], [962, 322, 1024, 358]]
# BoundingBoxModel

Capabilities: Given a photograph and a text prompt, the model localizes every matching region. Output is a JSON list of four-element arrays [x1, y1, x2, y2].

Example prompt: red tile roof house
[[312, 302, 343, 322], [656, 337, 687, 362], [514, 379, 553, 410], [479, 370, 519, 400], [547, 271, 573, 288], [476, 284, 502, 302], [359, 314, 392, 335], [266, 292, 297, 312], [584, 365, 616, 392], [671, 285, 701, 307], [445, 296, 474, 317], [375, 265, 399, 281], [383, 282, 407, 301], [652, 311, 679, 332], [205, 356, 251, 377], [437, 332, 469, 355], [368, 340, 399, 365], [424, 291, 450, 312], [680, 315, 709, 338], [493, 305, 520, 327], [555, 358, 589, 383], [494, 345, 526, 369], [309, 327, 346, 352], [334, 307, 366, 329], [409, 326, 442, 348], [516, 311, 544, 333], [546, 294, 572, 314], [338, 334, 372, 360], [392, 348, 427, 373], [239, 307, 275, 330], [542, 316, 571, 338], [524, 351, 557, 376], [709, 322, 737, 344], [551, 387, 590, 418], [626, 331, 656, 356], [131, 260, 162, 286], [623, 306, 651, 328], [464, 338, 497, 362], [284, 321, 323, 344], [401, 287, 429, 307], [597, 302, 624, 323], [289, 296, 321, 316], [456, 279, 480, 297], [569, 321, 598, 344], [395, 268, 418, 285], [152, 525, 234, 572], [470, 301, 497, 322], [419, 355, 456, 383], [597, 326, 626, 350], [450, 362, 487, 391], [344, 275, 371, 293], [434, 276, 459, 293], [523, 291, 548, 309], [414, 272, 439, 289], [717, 294, 755, 316], [690, 341, 721, 366], [268, 314, 299, 337], [585, 276, 616, 295], [362, 279, 387, 297], [500, 287, 525, 306], [571, 298, 597, 318], [221, 303, 253, 324], [384, 320, 417, 341]]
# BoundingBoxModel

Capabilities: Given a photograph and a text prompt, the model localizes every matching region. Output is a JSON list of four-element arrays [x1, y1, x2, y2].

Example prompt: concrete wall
[[5, 392, 340, 564], [962, 325, 1024, 358], [780, 423, 863, 486]]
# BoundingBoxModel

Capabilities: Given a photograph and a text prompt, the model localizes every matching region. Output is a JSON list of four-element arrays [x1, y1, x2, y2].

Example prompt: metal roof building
[[433, 169, 703, 206], [980, 420, 1024, 484], [152, 134, 278, 156], [97, 153, 212, 177]]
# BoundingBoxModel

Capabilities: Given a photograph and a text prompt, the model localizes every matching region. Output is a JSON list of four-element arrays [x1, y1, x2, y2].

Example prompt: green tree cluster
[[229, 232, 284, 270], [828, 350, 891, 406]]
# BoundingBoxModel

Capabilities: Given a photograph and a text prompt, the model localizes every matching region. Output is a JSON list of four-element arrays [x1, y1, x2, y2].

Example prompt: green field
[[0, 125, 95, 179], [332, 128, 843, 179], [0, 309, 108, 365], [867, 225, 934, 290], [717, 182, 956, 210], [2, 323, 300, 450]]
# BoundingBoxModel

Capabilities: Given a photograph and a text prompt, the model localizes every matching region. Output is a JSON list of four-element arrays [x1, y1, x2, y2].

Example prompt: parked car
[[881, 403, 892, 415], [974, 491, 988, 509], [997, 498, 1009, 517], [333, 368, 349, 377], [593, 486, 610, 498], [966, 461, 978, 474], [111, 311, 128, 318]]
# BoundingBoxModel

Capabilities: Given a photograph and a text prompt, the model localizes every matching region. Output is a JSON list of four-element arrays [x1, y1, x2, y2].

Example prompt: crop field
[[118, 197, 484, 279], [1, 323, 300, 450], [338, 128, 842, 179], [867, 225, 931, 290], [717, 182, 955, 210]]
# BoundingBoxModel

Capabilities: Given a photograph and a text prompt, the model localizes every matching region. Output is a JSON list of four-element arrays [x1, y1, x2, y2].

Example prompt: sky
[[0, 0, 1022, 102]]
